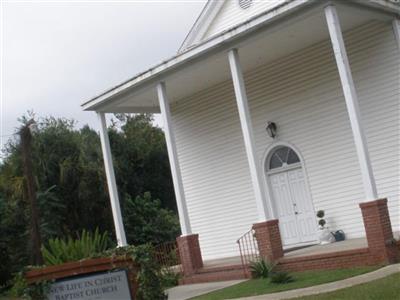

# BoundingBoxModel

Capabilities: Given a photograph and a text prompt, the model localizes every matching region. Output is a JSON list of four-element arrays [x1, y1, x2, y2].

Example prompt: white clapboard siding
[[171, 21, 399, 260], [204, 0, 286, 40]]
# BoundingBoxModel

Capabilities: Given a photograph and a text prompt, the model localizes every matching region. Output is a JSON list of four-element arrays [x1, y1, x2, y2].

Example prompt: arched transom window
[[268, 146, 300, 170]]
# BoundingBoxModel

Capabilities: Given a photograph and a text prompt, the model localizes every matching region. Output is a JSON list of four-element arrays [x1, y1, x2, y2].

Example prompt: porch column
[[156, 82, 191, 236], [359, 199, 398, 264], [97, 112, 127, 247], [228, 48, 270, 221], [393, 18, 400, 50], [325, 5, 378, 201], [157, 82, 203, 275]]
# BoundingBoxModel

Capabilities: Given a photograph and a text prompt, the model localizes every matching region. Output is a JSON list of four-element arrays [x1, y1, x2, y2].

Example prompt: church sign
[[47, 270, 132, 300]]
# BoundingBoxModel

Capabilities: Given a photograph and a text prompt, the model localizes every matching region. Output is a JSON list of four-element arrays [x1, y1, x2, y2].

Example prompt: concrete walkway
[[167, 280, 245, 300], [234, 263, 400, 300]]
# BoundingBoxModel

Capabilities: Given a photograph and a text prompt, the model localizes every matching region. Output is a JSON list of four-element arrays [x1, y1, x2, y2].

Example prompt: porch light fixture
[[266, 122, 277, 138]]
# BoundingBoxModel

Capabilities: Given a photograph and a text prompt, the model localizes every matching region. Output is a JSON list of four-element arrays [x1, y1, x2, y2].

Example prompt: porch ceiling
[[82, 1, 398, 113]]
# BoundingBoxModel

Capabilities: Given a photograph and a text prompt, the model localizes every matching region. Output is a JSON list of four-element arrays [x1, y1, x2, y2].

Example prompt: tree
[[20, 120, 43, 265], [123, 192, 180, 246], [0, 113, 179, 286], [109, 114, 176, 211]]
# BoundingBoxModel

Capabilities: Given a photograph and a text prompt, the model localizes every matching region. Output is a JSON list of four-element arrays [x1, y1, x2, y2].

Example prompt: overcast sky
[[1, 0, 207, 154]]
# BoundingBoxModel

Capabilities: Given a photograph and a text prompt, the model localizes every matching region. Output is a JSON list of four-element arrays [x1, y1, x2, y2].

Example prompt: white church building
[[82, 0, 400, 281]]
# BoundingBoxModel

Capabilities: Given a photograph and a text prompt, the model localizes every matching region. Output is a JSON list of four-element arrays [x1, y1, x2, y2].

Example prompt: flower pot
[[318, 228, 334, 245]]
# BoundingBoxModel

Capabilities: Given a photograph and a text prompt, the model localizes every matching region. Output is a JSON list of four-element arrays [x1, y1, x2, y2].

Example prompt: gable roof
[[179, 0, 400, 52], [81, 0, 399, 112], [179, 0, 224, 52]]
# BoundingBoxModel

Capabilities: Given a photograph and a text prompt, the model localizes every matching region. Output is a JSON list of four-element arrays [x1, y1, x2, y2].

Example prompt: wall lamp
[[266, 122, 277, 138]]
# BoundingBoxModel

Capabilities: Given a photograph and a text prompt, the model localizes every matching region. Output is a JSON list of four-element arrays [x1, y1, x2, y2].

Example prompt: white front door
[[269, 167, 317, 246], [269, 171, 301, 245]]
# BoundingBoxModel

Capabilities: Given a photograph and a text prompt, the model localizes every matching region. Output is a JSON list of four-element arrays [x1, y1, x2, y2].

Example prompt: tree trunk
[[20, 124, 44, 265]]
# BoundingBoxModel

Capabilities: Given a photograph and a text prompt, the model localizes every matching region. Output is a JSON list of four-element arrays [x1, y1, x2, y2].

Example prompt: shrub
[[316, 210, 326, 229], [270, 271, 294, 284], [9, 271, 52, 300], [160, 268, 180, 289], [13, 244, 166, 300], [41, 228, 111, 265], [249, 259, 276, 279], [101, 244, 167, 300], [123, 192, 180, 245]]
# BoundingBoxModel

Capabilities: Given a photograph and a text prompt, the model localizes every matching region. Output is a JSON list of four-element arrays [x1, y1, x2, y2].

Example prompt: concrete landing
[[166, 280, 245, 300]]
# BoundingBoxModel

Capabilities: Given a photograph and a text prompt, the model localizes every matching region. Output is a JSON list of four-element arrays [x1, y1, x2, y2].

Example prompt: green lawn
[[296, 272, 400, 300], [192, 266, 380, 300]]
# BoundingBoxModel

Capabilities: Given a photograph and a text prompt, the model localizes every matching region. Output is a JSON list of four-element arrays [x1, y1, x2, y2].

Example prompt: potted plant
[[316, 210, 333, 245]]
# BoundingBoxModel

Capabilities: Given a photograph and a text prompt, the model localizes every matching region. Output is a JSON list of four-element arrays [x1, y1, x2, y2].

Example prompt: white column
[[393, 18, 400, 50], [228, 48, 270, 221], [157, 82, 192, 236], [325, 5, 378, 201], [97, 112, 128, 247]]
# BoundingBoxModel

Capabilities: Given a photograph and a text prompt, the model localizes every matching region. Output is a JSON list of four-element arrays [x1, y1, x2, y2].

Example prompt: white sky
[[1, 0, 207, 154]]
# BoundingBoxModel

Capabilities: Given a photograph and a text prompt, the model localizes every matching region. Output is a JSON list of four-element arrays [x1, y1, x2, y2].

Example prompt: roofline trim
[[81, 0, 399, 112]]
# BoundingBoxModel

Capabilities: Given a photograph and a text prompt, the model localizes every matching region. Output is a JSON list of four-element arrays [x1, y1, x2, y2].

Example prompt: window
[[269, 146, 300, 170], [238, 0, 253, 10]]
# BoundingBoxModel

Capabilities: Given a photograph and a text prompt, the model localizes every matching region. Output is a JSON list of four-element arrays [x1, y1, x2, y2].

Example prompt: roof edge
[[81, 0, 399, 112]]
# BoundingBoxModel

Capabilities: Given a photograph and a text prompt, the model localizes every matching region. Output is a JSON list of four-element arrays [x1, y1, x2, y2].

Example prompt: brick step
[[180, 264, 249, 284]]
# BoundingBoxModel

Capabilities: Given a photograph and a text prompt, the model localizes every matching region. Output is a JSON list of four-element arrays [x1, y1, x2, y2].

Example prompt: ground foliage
[[41, 228, 112, 265], [0, 113, 179, 287], [8, 244, 167, 300]]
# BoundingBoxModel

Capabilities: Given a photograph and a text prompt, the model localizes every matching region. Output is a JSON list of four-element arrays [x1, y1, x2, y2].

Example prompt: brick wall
[[177, 234, 203, 275], [253, 219, 284, 261], [277, 248, 374, 272], [360, 198, 399, 264]]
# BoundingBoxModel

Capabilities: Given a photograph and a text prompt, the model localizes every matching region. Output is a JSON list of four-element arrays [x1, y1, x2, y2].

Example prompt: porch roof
[[81, 0, 399, 113]]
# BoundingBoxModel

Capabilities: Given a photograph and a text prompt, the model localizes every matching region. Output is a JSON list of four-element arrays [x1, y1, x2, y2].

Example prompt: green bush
[[123, 192, 180, 245], [100, 244, 167, 300], [41, 228, 111, 265], [9, 271, 51, 300], [270, 271, 294, 284], [11, 244, 166, 300], [160, 268, 180, 289], [249, 259, 276, 279]]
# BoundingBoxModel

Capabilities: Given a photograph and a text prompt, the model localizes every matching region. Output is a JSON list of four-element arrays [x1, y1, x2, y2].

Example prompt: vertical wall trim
[[157, 82, 192, 235], [393, 18, 400, 50], [97, 112, 128, 247], [228, 48, 271, 221], [324, 5, 378, 201]]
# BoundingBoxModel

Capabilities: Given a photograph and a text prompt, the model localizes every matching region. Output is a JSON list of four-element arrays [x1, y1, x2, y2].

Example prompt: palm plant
[[249, 258, 276, 279], [41, 228, 111, 265]]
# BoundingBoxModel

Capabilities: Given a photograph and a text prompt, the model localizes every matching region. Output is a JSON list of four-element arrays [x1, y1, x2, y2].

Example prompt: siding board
[[172, 21, 399, 259]]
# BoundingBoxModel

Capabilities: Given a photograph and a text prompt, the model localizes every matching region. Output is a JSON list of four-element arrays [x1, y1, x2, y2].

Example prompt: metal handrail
[[237, 228, 259, 278], [153, 241, 182, 274]]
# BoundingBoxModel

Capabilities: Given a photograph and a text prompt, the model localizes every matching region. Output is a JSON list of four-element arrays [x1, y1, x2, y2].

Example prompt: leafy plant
[[41, 228, 111, 265], [316, 210, 326, 229], [270, 271, 294, 284], [0, 114, 179, 284], [160, 268, 180, 289], [123, 192, 180, 246], [9, 271, 52, 300], [99, 244, 167, 300], [249, 259, 276, 279]]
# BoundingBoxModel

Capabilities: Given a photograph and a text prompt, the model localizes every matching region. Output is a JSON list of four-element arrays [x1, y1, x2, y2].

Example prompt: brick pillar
[[253, 219, 283, 262], [360, 198, 398, 264], [176, 234, 203, 275]]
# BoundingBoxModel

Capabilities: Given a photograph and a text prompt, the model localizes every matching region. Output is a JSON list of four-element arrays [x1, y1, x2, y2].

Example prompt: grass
[[296, 272, 400, 300], [191, 266, 380, 300]]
